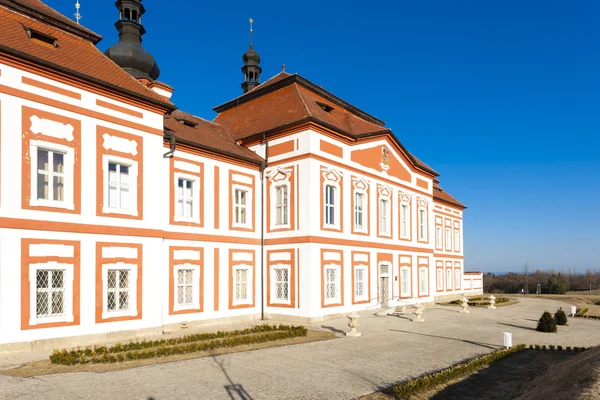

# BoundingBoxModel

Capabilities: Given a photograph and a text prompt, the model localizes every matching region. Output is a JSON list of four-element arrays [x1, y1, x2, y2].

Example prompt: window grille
[[37, 148, 64, 201], [177, 269, 194, 305], [401, 268, 410, 297], [176, 178, 194, 218], [107, 269, 129, 312], [274, 267, 289, 301], [36, 269, 65, 318], [355, 268, 366, 297], [455, 269, 461, 288], [325, 268, 338, 299], [235, 268, 248, 300], [419, 268, 428, 295], [380, 265, 389, 276], [108, 162, 130, 210], [447, 269, 453, 290]]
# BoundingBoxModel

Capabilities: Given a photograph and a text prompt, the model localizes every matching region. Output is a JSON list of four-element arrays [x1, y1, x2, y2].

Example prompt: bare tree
[[586, 269, 597, 293], [524, 262, 529, 294]]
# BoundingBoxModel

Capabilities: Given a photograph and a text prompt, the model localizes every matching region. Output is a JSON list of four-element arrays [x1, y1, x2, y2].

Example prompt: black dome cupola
[[105, 0, 160, 81], [241, 18, 262, 93]]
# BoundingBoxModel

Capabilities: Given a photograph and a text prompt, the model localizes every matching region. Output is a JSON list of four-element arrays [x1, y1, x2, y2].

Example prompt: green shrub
[[554, 308, 568, 326], [394, 345, 526, 399], [536, 311, 557, 333]]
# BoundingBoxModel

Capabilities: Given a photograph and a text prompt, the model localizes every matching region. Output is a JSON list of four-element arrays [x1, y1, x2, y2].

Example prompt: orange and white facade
[[0, 1, 481, 350]]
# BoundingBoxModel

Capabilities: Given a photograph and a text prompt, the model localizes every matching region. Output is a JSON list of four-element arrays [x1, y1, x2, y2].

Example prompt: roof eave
[[433, 196, 467, 210], [0, 46, 176, 112]]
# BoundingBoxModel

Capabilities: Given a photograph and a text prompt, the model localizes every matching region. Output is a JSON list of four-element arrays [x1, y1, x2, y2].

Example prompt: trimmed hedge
[[573, 314, 600, 320], [536, 311, 557, 333], [50, 324, 307, 365], [555, 308, 568, 326], [394, 344, 526, 399], [449, 297, 509, 307]]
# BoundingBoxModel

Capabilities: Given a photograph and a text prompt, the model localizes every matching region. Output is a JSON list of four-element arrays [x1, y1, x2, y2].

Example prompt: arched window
[[132, 10, 138, 22], [124, 8, 131, 20], [249, 71, 254, 81]]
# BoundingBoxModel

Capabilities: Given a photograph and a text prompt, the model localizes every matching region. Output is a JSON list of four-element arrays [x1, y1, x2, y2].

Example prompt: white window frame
[[323, 264, 341, 305], [354, 264, 368, 302], [455, 268, 461, 290], [29, 262, 74, 326], [400, 201, 410, 239], [173, 263, 200, 312], [418, 208, 427, 240], [270, 263, 291, 305], [354, 191, 367, 232], [419, 267, 428, 296], [102, 262, 138, 319], [232, 264, 253, 306], [232, 185, 252, 229], [379, 198, 391, 236], [454, 229, 460, 252], [446, 268, 453, 291], [273, 184, 290, 227], [174, 172, 201, 224], [400, 266, 411, 298], [29, 140, 75, 210], [445, 228, 452, 251], [436, 226, 442, 249], [436, 268, 444, 291], [102, 154, 138, 217]]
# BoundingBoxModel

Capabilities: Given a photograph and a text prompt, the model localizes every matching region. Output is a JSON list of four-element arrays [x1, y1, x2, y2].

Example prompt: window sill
[[102, 207, 138, 217], [232, 300, 252, 307], [30, 200, 75, 210], [30, 314, 73, 326], [102, 309, 137, 319], [232, 223, 253, 230], [173, 303, 200, 312], [174, 216, 201, 225]]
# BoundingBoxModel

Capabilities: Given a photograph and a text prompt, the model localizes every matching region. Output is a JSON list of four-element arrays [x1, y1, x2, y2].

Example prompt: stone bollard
[[412, 303, 425, 323], [346, 313, 362, 337], [488, 295, 497, 309], [460, 295, 470, 314], [571, 306, 577, 317]]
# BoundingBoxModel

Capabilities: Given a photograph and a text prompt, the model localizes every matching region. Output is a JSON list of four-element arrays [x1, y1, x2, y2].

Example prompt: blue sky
[[51, 0, 599, 273]]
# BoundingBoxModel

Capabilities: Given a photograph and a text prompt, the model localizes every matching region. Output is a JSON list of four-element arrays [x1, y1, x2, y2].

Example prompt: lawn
[[513, 292, 600, 317]]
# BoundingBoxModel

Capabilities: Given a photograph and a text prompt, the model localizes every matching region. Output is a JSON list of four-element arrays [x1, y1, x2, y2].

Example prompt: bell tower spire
[[105, 0, 160, 81], [241, 18, 262, 93]]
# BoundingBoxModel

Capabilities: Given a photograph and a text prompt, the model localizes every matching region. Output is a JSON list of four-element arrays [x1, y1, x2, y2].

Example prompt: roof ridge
[[293, 82, 311, 119]]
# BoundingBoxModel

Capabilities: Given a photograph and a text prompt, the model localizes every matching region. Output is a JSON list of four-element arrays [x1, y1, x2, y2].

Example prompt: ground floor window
[[173, 264, 201, 311], [419, 267, 428, 296], [354, 265, 368, 302], [29, 262, 74, 326], [324, 265, 341, 305], [102, 263, 138, 319], [446, 269, 453, 291], [271, 265, 290, 303], [455, 268, 461, 290], [436, 268, 443, 291], [400, 267, 411, 298], [233, 265, 252, 305]]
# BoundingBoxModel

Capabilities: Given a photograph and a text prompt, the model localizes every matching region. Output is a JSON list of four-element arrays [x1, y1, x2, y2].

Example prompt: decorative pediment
[[267, 167, 292, 182], [378, 184, 392, 198], [399, 191, 412, 203], [352, 177, 370, 190], [417, 197, 429, 208], [321, 168, 342, 183], [350, 144, 411, 182]]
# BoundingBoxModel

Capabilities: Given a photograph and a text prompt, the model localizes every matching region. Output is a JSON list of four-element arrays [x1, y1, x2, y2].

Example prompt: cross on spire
[[249, 18, 254, 47], [74, 0, 82, 24]]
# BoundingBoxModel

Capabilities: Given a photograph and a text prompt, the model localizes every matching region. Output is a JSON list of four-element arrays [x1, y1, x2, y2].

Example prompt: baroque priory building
[[0, 0, 481, 350]]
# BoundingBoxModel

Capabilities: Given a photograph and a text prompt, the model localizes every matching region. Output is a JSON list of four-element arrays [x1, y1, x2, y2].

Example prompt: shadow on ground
[[390, 329, 499, 350]]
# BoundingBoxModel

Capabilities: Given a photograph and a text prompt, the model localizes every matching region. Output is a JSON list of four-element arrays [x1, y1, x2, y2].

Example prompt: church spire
[[104, 0, 160, 81], [241, 18, 262, 93]]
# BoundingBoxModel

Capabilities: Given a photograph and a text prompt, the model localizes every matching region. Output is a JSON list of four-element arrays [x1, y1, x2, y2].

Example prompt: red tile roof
[[0, 1, 175, 110], [433, 183, 466, 209], [166, 110, 263, 165]]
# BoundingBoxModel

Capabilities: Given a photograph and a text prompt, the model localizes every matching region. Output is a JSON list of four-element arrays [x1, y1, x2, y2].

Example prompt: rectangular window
[[419, 209, 426, 240], [176, 178, 194, 219], [36, 148, 65, 202], [436, 226, 442, 249], [325, 266, 339, 301], [274, 266, 289, 301], [446, 269, 453, 291], [36, 269, 65, 318], [106, 269, 129, 312], [325, 185, 336, 225], [400, 204, 409, 238], [355, 266, 366, 299], [400, 267, 411, 298], [455, 269, 461, 289], [275, 185, 288, 226], [446, 228, 451, 250], [437, 268, 443, 291], [234, 189, 248, 225], [379, 199, 389, 234], [419, 267, 428, 296], [454, 230, 460, 251], [354, 193, 364, 230], [176, 268, 194, 306], [235, 267, 249, 301], [108, 162, 130, 210]]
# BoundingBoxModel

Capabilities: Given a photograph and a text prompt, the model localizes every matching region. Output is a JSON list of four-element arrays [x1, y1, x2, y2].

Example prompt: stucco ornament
[[380, 147, 390, 171]]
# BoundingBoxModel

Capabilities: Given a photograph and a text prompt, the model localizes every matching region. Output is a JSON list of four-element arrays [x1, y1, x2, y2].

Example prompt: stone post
[[412, 303, 424, 322], [460, 295, 470, 314], [488, 295, 497, 309], [346, 314, 361, 337]]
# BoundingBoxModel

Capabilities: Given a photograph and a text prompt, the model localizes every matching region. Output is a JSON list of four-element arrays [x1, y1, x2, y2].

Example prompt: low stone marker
[[346, 313, 361, 337], [488, 295, 497, 309], [460, 295, 470, 314], [412, 303, 424, 322]]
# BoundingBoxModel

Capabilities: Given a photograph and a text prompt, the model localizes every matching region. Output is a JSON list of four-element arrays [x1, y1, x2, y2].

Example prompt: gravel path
[[1, 297, 598, 400]]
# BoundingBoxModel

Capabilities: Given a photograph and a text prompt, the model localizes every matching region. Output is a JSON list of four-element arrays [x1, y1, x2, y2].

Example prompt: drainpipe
[[260, 133, 269, 321]]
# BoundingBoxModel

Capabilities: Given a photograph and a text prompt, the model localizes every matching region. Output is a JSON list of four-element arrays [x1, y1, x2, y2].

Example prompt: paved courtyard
[[1, 298, 599, 400]]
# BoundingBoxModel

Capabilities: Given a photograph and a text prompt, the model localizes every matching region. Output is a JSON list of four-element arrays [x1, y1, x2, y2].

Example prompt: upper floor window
[[379, 199, 389, 235], [105, 159, 138, 215], [445, 228, 452, 251], [436, 226, 442, 249], [176, 178, 194, 219], [275, 185, 288, 226], [233, 188, 248, 225], [454, 230, 460, 251], [354, 193, 364, 230], [30, 141, 75, 210], [418, 209, 426, 240], [325, 185, 336, 226], [400, 203, 410, 238]]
